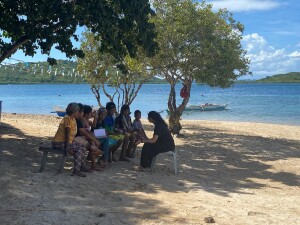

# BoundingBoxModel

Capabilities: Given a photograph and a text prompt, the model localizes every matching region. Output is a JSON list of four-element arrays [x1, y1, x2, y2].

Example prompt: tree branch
[[0, 36, 29, 63]]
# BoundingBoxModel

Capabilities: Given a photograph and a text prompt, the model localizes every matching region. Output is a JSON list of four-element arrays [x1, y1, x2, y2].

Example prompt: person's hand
[[135, 140, 141, 145], [92, 110, 98, 119], [128, 128, 134, 133], [95, 139, 100, 147], [115, 128, 123, 134], [64, 143, 70, 152]]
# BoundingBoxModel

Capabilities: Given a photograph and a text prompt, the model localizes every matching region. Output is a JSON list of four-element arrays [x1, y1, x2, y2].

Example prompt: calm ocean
[[0, 83, 299, 126]]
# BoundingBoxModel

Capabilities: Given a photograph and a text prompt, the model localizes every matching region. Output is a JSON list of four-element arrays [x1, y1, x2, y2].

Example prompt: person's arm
[[64, 127, 70, 151], [79, 128, 100, 146], [140, 124, 164, 144], [142, 128, 148, 139], [114, 116, 124, 134], [141, 134, 158, 144], [91, 114, 98, 131]]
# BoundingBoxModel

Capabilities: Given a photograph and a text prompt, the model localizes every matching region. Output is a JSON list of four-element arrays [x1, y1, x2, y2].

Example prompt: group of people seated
[[52, 101, 175, 177]]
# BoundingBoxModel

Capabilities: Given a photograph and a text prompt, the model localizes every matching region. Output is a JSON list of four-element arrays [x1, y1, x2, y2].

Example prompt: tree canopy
[[0, 0, 157, 64], [77, 31, 154, 109], [150, 0, 251, 134]]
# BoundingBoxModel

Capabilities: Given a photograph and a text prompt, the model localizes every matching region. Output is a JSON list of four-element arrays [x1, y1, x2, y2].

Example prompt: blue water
[[0, 83, 299, 126]]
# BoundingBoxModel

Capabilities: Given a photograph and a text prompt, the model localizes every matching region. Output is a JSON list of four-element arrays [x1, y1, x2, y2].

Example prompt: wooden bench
[[39, 146, 68, 173]]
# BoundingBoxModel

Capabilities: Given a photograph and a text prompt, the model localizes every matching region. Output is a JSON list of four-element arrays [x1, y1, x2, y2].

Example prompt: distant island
[[0, 60, 167, 84], [0, 60, 299, 84], [256, 72, 300, 83], [238, 72, 300, 83]]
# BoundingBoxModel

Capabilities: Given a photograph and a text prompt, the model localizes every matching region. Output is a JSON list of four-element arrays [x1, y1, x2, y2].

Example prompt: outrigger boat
[[165, 103, 227, 115], [186, 103, 227, 111], [52, 105, 66, 117], [52, 105, 100, 117]]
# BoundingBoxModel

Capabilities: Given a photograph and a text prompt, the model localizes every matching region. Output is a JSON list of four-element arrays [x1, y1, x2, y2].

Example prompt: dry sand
[[0, 113, 299, 225]]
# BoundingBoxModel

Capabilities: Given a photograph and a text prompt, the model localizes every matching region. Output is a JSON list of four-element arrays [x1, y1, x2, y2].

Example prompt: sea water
[[0, 83, 299, 126]]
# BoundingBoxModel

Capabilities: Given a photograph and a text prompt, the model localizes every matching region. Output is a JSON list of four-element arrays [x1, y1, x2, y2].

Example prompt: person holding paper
[[103, 102, 130, 162], [92, 107, 114, 168]]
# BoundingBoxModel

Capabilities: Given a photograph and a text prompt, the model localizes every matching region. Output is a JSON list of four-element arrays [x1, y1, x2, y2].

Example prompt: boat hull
[[186, 104, 227, 111], [56, 111, 66, 117], [52, 105, 66, 117], [166, 104, 227, 115]]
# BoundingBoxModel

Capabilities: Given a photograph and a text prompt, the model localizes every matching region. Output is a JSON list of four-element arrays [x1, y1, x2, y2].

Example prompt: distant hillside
[[0, 60, 83, 84], [2, 60, 298, 84], [146, 77, 168, 84], [256, 72, 300, 83], [0, 60, 168, 84]]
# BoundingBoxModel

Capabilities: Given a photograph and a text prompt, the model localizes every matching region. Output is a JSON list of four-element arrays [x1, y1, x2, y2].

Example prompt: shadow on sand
[[0, 121, 299, 224]]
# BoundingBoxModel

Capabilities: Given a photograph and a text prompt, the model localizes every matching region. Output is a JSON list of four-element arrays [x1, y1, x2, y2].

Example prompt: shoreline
[[1, 112, 300, 225], [1, 83, 299, 127], [2, 112, 300, 128]]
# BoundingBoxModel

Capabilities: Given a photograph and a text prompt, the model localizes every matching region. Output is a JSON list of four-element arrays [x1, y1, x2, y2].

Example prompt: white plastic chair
[[151, 149, 178, 174]]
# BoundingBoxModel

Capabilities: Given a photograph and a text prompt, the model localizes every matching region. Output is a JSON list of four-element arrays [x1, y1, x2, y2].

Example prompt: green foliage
[[77, 31, 156, 107], [77, 31, 114, 85], [150, 0, 251, 134], [0, 59, 167, 84], [256, 72, 300, 83], [0, 0, 157, 64], [151, 0, 250, 87], [0, 60, 85, 84]]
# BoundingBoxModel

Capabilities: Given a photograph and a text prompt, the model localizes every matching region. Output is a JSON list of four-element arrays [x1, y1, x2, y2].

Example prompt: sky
[[4, 0, 300, 80]]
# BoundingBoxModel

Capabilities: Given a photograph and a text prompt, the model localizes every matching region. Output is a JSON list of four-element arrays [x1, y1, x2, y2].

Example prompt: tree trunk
[[168, 111, 182, 135], [167, 80, 192, 135], [90, 85, 101, 107]]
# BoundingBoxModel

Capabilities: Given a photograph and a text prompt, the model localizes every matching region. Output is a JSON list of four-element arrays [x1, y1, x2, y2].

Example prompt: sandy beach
[[0, 113, 299, 225]]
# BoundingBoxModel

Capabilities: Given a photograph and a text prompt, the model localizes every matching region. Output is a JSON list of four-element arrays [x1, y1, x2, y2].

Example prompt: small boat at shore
[[52, 105, 66, 117], [51, 105, 100, 117], [186, 103, 228, 111], [165, 103, 227, 115]]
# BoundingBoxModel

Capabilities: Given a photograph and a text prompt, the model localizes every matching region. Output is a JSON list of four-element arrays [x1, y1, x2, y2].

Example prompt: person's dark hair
[[120, 104, 130, 114], [106, 102, 116, 110], [134, 110, 141, 117], [66, 102, 79, 115], [148, 111, 167, 127], [98, 107, 106, 114], [83, 105, 93, 115], [77, 103, 84, 113]]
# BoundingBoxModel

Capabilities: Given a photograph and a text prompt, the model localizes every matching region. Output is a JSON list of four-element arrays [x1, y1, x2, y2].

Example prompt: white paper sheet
[[94, 128, 106, 138]]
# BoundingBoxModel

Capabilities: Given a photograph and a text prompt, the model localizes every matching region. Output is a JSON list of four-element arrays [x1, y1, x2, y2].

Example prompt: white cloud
[[289, 51, 300, 57], [208, 0, 281, 12], [242, 33, 300, 79], [243, 33, 268, 52]]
